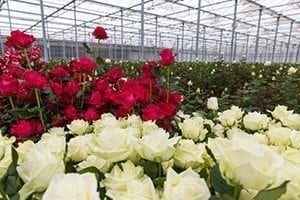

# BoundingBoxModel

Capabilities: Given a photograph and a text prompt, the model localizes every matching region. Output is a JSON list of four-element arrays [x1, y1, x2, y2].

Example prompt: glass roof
[[0, 0, 299, 52]]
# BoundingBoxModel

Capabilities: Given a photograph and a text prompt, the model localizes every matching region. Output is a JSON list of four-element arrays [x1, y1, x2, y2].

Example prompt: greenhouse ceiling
[[0, 0, 300, 60]]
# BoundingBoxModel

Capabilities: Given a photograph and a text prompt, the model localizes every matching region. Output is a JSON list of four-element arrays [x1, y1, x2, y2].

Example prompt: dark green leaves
[[210, 164, 235, 197], [254, 181, 289, 200], [83, 42, 93, 54]]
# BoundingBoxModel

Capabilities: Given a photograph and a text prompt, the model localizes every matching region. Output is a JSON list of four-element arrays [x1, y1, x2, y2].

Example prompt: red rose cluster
[[0, 28, 182, 140]]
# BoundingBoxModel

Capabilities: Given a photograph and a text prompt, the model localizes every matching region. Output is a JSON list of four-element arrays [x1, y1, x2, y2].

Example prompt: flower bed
[[0, 28, 300, 200]]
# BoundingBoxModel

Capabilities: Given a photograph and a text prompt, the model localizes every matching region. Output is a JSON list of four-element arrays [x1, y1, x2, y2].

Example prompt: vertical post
[[202, 26, 206, 61], [46, 20, 51, 59], [254, 6, 263, 62], [233, 32, 237, 61], [176, 35, 179, 53], [279, 42, 283, 62], [73, 0, 79, 58], [190, 37, 193, 61], [285, 21, 293, 63], [230, 0, 238, 62], [6, 0, 12, 31], [141, 0, 145, 60], [114, 27, 116, 60], [40, 0, 48, 61], [0, 29, 4, 54], [290, 44, 295, 63], [62, 31, 66, 58], [245, 35, 249, 60], [295, 43, 300, 63], [219, 29, 223, 58], [264, 39, 268, 61], [181, 22, 184, 61], [271, 15, 280, 62], [195, 0, 201, 58], [84, 22, 87, 42], [121, 10, 124, 61], [155, 16, 158, 55]]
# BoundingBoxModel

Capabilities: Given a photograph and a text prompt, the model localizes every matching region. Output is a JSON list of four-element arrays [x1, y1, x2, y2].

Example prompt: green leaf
[[254, 181, 289, 200], [65, 161, 77, 173], [79, 166, 104, 182], [83, 42, 93, 54], [143, 160, 158, 179], [210, 164, 235, 197], [96, 57, 105, 65], [153, 177, 166, 187]]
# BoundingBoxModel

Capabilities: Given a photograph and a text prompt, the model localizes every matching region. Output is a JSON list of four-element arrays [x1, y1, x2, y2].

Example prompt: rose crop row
[[0, 104, 298, 199], [98, 60, 300, 114]]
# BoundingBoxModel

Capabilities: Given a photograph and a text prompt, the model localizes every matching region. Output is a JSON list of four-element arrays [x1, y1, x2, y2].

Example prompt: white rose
[[243, 111, 271, 131], [291, 134, 300, 149], [266, 126, 296, 146], [93, 113, 121, 133], [136, 130, 180, 162], [281, 113, 300, 131], [217, 106, 244, 127], [67, 135, 92, 162], [43, 173, 99, 200], [280, 147, 300, 165], [17, 140, 35, 164], [36, 133, 66, 157], [92, 127, 138, 163], [67, 119, 89, 135], [264, 61, 271, 66], [162, 168, 210, 200], [121, 114, 142, 129], [77, 155, 111, 173], [103, 160, 144, 191], [0, 135, 15, 178], [179, 116, 208, 142], [271, 105, 293, 121], [208, 133, 284, 190], [141, 121, 161, 136], [212, 124, 225, 137], [17, 148, 65, 200], [277, 163, 300, 199], [174, 140, 206, 171], [105, 58, 111, 63], [207, 97, 218, 110], [47, 127, 65, 136], [106, 177, 157, 200], [287, 67, 297, 75]]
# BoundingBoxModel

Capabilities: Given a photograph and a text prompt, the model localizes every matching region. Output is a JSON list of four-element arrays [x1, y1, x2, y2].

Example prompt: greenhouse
[[0, 0, 299, 200]]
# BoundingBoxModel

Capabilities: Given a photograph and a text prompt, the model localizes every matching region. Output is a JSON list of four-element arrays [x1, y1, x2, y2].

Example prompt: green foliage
[[254, 181, 289, 200]]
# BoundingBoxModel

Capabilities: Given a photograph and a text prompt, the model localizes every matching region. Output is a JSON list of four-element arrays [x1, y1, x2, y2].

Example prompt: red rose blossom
[[64, 106, 78, 121], [11, 120, 33, 138], [142, 104, 164, 121], [92, 26, 109, 40], [50, 66, 70, 78], [51, 82, 63, 96], [0, 74, 19, 97], [5, 30, 35, 49], [84, 107, 99, 121], [24, 70, 47, 89], [65, 81, 80, 96], [78, 57, 97, 73], [159, 48, 175, 66]]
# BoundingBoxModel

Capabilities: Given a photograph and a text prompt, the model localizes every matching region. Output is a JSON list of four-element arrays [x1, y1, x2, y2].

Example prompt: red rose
[[78, 57, 97, 73], [114, 106, 131, 118], [92, 26, 109, 40], [159, 48, 175, 66], [157, 102, 176, 118], [31, 121, 43, 136], [89, 90, 103, 108], [24, 70, 47, 89], [7, 66, 25, 78], [65, 81, 80, 96], [51, 82, 63, 96], [64, 106, 78, 121], [16, 84, 35, 102], [103, 67, 124, 82], [50, 66, 70, 78], [141, 104, 164, 121], [84, 107, 99, 121], [11, 120, 33, 138], [0, 74, 19, 97], [5, 30, 35, 49]]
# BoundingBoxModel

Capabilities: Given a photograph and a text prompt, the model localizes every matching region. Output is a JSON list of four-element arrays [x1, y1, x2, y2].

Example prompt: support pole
[[6, 0, 12, 31], [218, 29, 223, 58], [233, 32, 237, 61], [181, 22, 184, 61], [40, 0, 48, 61], [114, 27, 116, 60], [285, 21, 294, 63], [195, 0, 201, 58], [190, 37, 193, 61], [296, 43, 300, 63], [62, 31, 66, 58], [202, 26, 206, 61], [141, 0, 145, 60], [271, 15, 280, 62], [121, 10, 124, 61], [254, 6, 263, 62], [264, 39, 268, 61], [245, 35, 249, 60], [230, 0, 238, 62], [73, 0, 79, 58], [176, 35, 179, 53], [155, 16, 158, 55], [0, 29, 4, 54]]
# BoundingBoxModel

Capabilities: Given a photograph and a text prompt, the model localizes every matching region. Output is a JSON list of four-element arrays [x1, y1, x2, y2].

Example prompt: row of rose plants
[[97, 60, 299, 114], [0, 103, 299, 199], [0, 29, 181, 141]]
